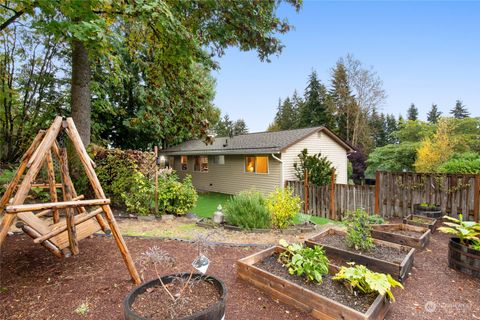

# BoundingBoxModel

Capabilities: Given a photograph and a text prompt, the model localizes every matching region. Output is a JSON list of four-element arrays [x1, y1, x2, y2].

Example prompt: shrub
[[267, 187, 301, 229], [0, 169, 15, 194], [294, 149, 333, 186], [279, 239, 329, 284], [438, 152, 480, 174], [157, 169, 198, 216], [367, 214, 385, 225], [224, 189, 271, 229], [333, 263, 403, 301], [344, 208, 374, 251], [121, 171, 155, 216]]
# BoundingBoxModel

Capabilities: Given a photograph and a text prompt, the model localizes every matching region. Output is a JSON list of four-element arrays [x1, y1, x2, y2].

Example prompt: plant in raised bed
[[333, 262, 403, 301], [344, 209, 374, 251], [124, 233, 226, 320], [278, 239, 329, 283], [438, 214, 480, 278], [367, 215, 385, 225]]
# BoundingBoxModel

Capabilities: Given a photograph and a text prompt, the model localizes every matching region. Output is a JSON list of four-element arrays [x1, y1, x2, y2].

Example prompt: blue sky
[[212, 1, 480, 132]]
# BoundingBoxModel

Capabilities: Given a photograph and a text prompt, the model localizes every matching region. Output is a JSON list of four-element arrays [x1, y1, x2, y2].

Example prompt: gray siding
[[172, 154, 282, 195]]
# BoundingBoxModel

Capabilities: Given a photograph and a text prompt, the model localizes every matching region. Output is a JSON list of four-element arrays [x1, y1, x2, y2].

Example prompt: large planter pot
[[413, 204, 442, 219], [448, 238, 480, 279], [123, 273, 227, 320]]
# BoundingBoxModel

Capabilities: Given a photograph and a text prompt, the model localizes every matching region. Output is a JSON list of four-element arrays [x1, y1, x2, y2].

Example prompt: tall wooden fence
[[285, 171, 480, 222]]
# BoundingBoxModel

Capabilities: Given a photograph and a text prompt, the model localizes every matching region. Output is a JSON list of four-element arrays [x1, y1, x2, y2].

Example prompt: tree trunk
[[71, 40, 91, 146]]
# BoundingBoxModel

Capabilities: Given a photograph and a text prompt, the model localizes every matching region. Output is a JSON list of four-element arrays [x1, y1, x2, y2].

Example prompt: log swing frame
[[0, 116, 141, 284]]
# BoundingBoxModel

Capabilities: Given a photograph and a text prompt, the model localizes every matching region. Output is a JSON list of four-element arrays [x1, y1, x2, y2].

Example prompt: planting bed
[[306, 228, 415, 282], [370, 224, 431, 249], [238, 246, 390, 320], [403, 214, 441, 233]]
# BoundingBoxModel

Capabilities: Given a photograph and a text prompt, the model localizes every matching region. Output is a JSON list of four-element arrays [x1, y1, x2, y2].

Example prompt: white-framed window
[[181, 155, 188, 171], [194, 156, 208, 172], [245, 156, 268, 174], [212, 155, 225, 165]]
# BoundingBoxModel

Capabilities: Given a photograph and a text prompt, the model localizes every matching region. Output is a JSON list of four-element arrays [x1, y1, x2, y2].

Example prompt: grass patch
[[293, 213, 342, 226], [192, 192, 231, 218]]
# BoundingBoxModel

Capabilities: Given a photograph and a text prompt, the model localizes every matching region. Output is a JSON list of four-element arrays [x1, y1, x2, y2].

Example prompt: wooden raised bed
[[403, 214, 441, 233], [370, 224, 431, 249], [237, 246, 391, 320], [305, 228, 415, 282]]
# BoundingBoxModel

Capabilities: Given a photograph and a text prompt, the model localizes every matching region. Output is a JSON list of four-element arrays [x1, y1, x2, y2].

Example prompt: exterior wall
[[172, 154, 282, 195], [282, 131, 349, 184]]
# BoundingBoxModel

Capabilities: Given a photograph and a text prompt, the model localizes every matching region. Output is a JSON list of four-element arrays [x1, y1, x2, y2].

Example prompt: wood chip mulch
[[0, 232, 479, 319]]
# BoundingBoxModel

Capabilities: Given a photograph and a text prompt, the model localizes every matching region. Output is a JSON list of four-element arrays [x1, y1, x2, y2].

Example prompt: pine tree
[[407, 103, 418, 121], [427, 104, 442, 123], [274, 97, 297, 130], [233, 119, 248, 135], [215, 114, 233, 136], [369, 109, 387, 147], [450, 100, 470, 119], [329, 63, 357, 142], [290, 89, 303, 128], [385, 114, 399, 144], [298, 71, 334, 129]]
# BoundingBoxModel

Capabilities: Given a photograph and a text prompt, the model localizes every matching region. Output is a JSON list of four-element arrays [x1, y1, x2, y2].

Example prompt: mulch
[[1, 231, 479, 320]]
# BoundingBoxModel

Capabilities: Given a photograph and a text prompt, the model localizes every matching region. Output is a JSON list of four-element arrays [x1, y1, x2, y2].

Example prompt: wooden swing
[[0, 116, 140, 284]]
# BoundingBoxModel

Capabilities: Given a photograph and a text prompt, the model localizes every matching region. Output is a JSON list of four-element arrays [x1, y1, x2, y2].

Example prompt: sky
[[212, 1, 480, 132]]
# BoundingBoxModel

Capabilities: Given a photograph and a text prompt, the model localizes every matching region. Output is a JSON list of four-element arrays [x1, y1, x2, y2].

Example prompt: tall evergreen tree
[[369, 109, 387, 147], [233, 119, 249, 135], [427, 104, 442, 123], [407, 103, 418, 121], [329, 63, 357, 142], [450, 100, 470, 119], [290, 89, 303, 128], [298, 71, 334, 129], [274, 97, 297, 130], [385, 114, 399, 144], [215, 114, 234, 136]]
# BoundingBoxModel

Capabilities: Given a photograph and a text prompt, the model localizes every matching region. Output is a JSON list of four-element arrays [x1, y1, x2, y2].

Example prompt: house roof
[[161, 126, 354, 156]]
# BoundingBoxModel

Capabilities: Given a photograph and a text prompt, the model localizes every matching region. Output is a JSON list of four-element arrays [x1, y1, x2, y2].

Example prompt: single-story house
[[160, 126, 354, 195]]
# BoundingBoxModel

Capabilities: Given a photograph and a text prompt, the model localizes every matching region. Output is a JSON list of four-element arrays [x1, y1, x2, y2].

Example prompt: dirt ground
[[1, 231, 479, 319]]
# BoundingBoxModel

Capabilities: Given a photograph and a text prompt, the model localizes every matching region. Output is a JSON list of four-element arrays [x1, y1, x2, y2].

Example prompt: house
[[160, 126, 354, 195]]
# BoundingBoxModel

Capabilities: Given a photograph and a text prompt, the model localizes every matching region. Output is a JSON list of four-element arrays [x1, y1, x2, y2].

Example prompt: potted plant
[[123, 235, 226, 320], [413, 202, 442, 218], [438, 214, 480, 278]]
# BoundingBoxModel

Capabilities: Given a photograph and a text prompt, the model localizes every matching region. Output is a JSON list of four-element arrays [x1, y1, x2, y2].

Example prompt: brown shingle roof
[[161, 126, 353, 155]]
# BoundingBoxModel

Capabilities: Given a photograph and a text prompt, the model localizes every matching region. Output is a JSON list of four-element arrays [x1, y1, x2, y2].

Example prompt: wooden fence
[[285, 171, 480, 222]]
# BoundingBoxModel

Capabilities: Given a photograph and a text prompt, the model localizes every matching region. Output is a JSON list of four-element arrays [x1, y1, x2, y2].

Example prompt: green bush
[[224, 189, 271, 229], [294, 149, 333, 186], [344, 208, 374, 251], [438, 152, 480, 174], [367, 214, 385, 225], [157, 169, 198, 216], [267, 187, 301, 229], [121, 171, 155, 216], [0, 169, 15, 195]]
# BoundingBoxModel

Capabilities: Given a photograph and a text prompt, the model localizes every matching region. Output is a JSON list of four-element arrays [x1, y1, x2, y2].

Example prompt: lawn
[[192, 191, 339, 225], [191, 192, 232, 218]]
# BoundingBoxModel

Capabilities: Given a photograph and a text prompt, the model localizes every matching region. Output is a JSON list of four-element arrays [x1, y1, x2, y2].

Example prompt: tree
[[274, 97, 297, 130], [385, 114, 399, 144], [414, 119, 455, 173], [348, 148, 367, 183], [365, 142, 420, 176], [450, 100, 470, 119], [369, 109, 387, 148], [215, 114, 234, 137], [293, 149, 333, 186], [427, 104, 442, 123], [1, 0, 302, 146], [298, 71, 334, 129], [233, 119, 249, 135], [407, 103, 418, 121]]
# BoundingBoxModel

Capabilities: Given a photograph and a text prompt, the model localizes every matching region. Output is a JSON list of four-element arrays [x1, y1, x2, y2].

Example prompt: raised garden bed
[[413, 204, 442, 219], [237, 246, 391, 320], [305, 228, 415, 282], [370, 224, 431, 249], [403, 214, 441, 233], [223, 224, 270, 233]]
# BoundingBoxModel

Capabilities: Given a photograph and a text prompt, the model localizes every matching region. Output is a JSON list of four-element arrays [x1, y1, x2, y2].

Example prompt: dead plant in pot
[[123, 233, 227, 320]]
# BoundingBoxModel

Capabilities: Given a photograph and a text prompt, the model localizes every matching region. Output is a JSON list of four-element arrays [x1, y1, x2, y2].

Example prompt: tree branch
[[0, 10, 24, 31]]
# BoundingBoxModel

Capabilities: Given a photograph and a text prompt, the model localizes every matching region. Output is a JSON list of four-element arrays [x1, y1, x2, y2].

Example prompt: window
[[168, 156, 174, 168], [181, 156, 188, 171], [212, 155, 225, 165], [194, 156, 208, 172], [245, 156, 268, 174]]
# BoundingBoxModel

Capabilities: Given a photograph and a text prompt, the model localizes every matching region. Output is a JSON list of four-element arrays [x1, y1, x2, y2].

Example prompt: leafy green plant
[[157, 170, 198, 216], [294, 149, 333, 186], [74, 302, 90, 316], [224, 190, 271, 229], [438, 152, 480, 174], [121, 171, 155, 216], [438, 214, 480, 250], [367, 215, 385, 225], [344, 209, 374, 251], [0, 169, 15, 194], [267, 187, 301, 229], [333, 262, 403, 301], [278, 239, 329, 284]]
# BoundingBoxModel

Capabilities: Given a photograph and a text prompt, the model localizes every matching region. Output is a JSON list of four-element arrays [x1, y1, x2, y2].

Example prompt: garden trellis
[[0, 116, 140, 284]]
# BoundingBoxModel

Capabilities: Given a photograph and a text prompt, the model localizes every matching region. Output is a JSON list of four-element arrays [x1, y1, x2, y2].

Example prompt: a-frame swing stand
[[0, 116, 140, 284]]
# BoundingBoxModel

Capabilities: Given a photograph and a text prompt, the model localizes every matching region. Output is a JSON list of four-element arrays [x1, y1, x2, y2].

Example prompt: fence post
[[304, 169, 309, 214], [154, 146, 159, 216], [474, 174, 480, 222], [375, 171, 380, 215], [330, 169, 336, 220]]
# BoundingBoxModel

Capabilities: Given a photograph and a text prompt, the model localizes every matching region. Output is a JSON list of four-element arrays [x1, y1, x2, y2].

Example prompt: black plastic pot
[[413, 204, 442, 219], [448, 238, 480, 279], [124, 273, 227, 320]]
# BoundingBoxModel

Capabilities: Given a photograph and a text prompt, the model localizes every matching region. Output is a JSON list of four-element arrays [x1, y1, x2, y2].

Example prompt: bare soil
[[255, 253, 376, 313], [1, 232, 479, 319], [312, 233, 409, 264], [389, 229, 424, 238], [131, 277, 221, 320]]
